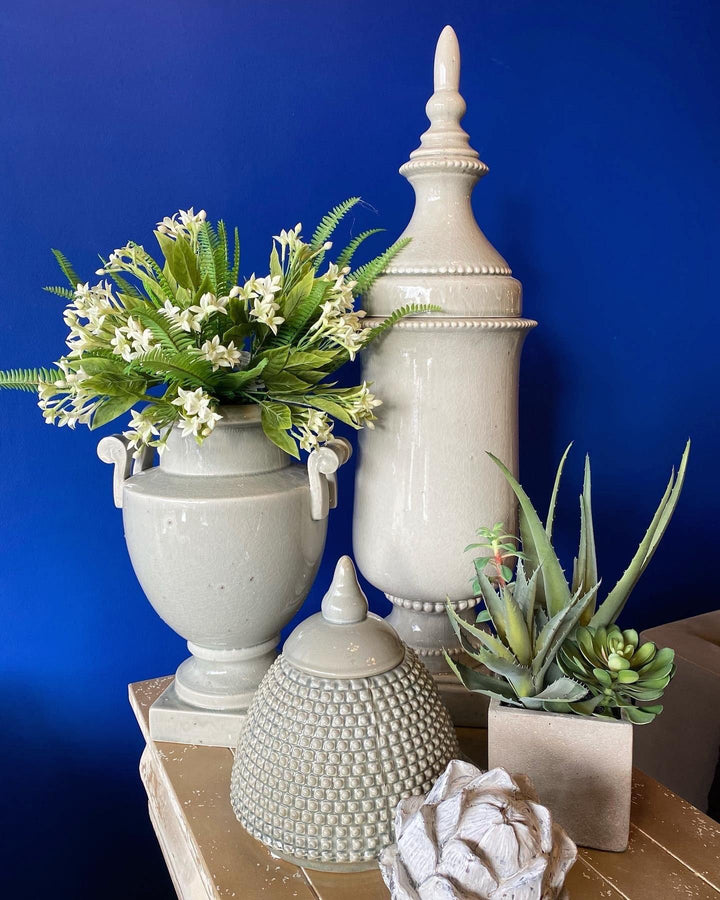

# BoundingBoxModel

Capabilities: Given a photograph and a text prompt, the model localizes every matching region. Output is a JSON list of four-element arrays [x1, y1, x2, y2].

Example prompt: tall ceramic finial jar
[[353, 26, 536, 698]]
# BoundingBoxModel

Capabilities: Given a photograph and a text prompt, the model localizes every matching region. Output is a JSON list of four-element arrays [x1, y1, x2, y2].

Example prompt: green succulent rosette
[[558, 624, 675, 724]]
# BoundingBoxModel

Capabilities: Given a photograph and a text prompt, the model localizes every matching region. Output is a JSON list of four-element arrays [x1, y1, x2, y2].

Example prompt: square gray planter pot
[[487, 699, 633, 852]]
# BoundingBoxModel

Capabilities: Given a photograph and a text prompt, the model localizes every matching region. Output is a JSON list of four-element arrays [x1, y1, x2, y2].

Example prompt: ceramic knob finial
[[409, 24, 481, 165], [321, 555, 368, 625]]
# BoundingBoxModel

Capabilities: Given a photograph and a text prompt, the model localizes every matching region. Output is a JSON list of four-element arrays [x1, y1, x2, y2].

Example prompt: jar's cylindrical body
[[354, 320, 532, 603], [121, 407, 327, 710]]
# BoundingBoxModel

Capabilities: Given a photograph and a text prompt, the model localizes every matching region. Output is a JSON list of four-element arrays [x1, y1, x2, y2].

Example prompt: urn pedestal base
[[149, 637, 280, 747], [385, 595, 489, 727], [149, 680, 249, 749]]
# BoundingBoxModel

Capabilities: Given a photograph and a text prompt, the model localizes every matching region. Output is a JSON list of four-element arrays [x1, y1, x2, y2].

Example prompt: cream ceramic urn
[[353, 27, 536, 691]]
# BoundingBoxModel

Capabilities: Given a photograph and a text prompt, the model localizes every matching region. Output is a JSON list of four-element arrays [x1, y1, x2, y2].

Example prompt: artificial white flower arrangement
[[1, 199, 435, 456]]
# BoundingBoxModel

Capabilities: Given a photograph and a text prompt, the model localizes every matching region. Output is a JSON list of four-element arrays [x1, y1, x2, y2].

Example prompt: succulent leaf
[[558, 624, 675, 724]]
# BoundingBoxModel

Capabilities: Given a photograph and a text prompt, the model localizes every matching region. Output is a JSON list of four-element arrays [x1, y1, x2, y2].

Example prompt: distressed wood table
[[130, 677, 720, 899]]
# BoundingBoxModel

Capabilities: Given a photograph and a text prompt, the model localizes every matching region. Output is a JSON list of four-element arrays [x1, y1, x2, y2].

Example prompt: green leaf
[[520, 677, 588, 705], [259, 401, 298, 459], [445, 602, 517, 663], [155, 231, 201, 290], [444, 655, 521, 705], [90, 394, 139, 429], [77, 356, 127, 377], [305, 394, 357, 427], [215, 359, 268, 396], [546, 442, 572, 539], [282, 268, 316, 320], [222, 324, 253, 345], [474, 565, 508, 643], [264, 371, 314, 394], [269, 244, 282, 278], [227, 296, 249, 324], [533, 583, 600, 680], [621, 705, 659, 725], [591, 440, 690, 627], [488, 452, 571, 618]]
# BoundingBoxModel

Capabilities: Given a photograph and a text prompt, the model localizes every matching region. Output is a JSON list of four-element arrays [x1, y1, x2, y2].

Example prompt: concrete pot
[[98, 405, 351, 746], [487, 699, 632, 852]]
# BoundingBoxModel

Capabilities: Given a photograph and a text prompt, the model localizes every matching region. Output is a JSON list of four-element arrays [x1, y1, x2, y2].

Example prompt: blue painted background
[[1, 1, 718, 895]]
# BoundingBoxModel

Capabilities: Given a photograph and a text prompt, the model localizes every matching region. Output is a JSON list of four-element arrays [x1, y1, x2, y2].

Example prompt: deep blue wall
[[1, 1, 718, 896]]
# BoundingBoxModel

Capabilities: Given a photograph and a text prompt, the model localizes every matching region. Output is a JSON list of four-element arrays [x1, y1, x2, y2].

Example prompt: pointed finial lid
[[407, 25, 483, 167], [363, 26, 516, 303], [284, 556, 405, 678]]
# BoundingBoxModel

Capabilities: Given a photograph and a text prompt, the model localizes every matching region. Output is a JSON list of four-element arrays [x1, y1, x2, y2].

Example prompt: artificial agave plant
[[446, 441, 689, 722], [445, 523, 599, 711], [0, 198, 437, 458]]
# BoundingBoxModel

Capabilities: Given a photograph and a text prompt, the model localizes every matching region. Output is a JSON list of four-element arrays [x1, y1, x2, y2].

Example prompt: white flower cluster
[[158, 291, 229, 333], [156, 208, 207, 247], [231, 275, 284, 334], [200, 335, 247, 371], [346, 381, 382, 429], [292, 408, 334, 452], [37, 360, 99, 429], [306, 263, 367, 359], [63, 281, 119, 355], [122, 409, 161, 458], [110, 316, 157, 362], [171, 387, 222, 439], [272, 222, 303, 263]]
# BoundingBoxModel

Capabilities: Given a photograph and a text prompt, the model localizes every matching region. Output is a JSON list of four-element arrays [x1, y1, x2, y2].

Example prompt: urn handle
[[97, 435, 154, 508], [308, 438, 353, 521]]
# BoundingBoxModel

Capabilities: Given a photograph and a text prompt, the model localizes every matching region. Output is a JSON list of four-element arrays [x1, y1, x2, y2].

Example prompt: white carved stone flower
[[379, 761, 576, 900]]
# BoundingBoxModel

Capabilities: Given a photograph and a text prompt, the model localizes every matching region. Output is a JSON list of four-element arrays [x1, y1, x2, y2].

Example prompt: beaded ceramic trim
[[230, 648, 459, 868], [384, 263, 512, 276], [363, 317, 538, 332], [385, 594, 479, 615], [400, 158, 489, 177]]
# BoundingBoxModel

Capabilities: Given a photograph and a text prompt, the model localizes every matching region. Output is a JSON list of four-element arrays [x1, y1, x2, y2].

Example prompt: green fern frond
[[364, 303, 440, 343], [51, 249, 82, 289], [130, 245, 177, 306], [215, 221, 229, 297], [128, 348, 215, 387], [107, 272, 146, 302], [310, 198, 361, 251], [197, 222, 220, 294], [273, 279, 330, 346], [0, 367, 60, 392], [43, 285, 75, 300], [350, 237, 410, 296], [127, 307, 194, 352], [335, 229, 384, 271], [230, 227, 240, 286]]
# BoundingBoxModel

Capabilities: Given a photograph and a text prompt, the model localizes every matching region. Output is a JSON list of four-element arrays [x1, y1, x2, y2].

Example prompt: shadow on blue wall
[[1, 0, 718, 895]]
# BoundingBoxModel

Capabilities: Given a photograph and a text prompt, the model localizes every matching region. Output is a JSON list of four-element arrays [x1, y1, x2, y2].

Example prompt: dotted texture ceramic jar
[[230, 557, 459, 871]]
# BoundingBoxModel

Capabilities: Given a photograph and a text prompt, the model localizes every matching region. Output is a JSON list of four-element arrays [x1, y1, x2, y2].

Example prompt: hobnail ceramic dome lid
[[283, 556, 405, 678]]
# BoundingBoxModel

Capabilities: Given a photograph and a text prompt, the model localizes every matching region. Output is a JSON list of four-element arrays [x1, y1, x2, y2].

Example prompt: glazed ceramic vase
[[98, 405, 351, 747], [353, 27, 536, 698]]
